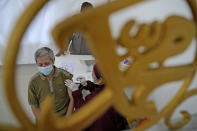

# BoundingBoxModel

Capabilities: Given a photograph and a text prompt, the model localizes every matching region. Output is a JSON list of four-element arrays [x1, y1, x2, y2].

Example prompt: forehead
[[37, 54, 51, 63]]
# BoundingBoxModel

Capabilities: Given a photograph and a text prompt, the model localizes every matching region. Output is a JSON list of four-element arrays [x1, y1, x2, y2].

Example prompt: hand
[[55, 51, 65, 57], [65, 79, 79, 91], [76, 76, 87, 86]]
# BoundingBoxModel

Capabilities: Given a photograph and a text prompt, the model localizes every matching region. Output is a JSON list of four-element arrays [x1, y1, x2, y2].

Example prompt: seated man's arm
[[65, 87, 74, 117], [31, 106, 40, 120], [28, 80, 40, 120], [65, 79, 86, 110]]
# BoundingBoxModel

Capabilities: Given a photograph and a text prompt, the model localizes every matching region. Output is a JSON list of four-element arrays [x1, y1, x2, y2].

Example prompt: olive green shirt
[[28, 66, 73, 116]]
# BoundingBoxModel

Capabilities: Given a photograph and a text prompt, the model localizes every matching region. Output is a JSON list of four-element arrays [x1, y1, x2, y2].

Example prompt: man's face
[[36, 54, 54, 67]]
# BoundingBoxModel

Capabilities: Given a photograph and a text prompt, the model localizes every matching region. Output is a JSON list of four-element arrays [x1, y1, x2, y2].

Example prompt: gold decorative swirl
[[165, 89, 197, 129], [2, 0, 47, 130], [1, 0, 197, 130], [134, 72, 195, 130], [164, 0, 197, 129]]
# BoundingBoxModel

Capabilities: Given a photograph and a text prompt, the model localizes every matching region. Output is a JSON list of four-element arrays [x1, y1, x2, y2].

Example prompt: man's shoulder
[[29, 72, 41, 83], [55, 67, 73, 78]]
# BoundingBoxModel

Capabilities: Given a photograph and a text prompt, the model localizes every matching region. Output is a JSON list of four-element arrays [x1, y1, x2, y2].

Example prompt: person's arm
[[31, 106, 40, 120], [28, 81, 40, 120], [65, 87, 74, 117], [65, 79, 86, 110], [55, 35, 73, 57], [55, 51, 65, 57]]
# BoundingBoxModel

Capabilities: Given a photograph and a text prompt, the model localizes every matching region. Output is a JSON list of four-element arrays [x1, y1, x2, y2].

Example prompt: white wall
[[0, 64, 36, 126]]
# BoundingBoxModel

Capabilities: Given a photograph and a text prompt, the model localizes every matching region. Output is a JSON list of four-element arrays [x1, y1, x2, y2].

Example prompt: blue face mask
[[38, 65, 53, 75]]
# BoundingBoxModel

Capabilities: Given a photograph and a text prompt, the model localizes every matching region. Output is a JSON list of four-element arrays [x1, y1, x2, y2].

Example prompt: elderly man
[[28, 47, 74, 120]]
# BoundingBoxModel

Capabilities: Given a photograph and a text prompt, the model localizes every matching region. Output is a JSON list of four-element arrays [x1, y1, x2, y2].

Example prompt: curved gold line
[[133, 71, 195, 130], [2, 0, 48, 130], [188, 0, 197, 66], [165, 89, 197, 129], [132, 1, 197, 130], [164, 0, 197, 129], [0, 124, 24, 131], [188, 0, 197, 27]]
